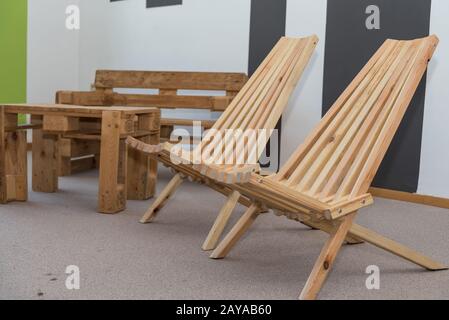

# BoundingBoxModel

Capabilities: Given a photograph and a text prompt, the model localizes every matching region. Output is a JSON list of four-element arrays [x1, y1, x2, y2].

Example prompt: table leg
[[98, 111, 127, 214], [32, 115, 58, 193], [127, 113, 160, 200], [3, 109, 26, 203], [0, 111, 28, 203]]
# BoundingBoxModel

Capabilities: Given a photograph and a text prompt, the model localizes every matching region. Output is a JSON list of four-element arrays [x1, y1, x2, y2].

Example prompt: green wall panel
[[0, 0, 27, 124]]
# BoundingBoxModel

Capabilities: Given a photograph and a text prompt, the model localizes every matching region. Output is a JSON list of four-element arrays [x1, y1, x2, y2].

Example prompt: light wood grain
[[212, 35, 446, 300], [126, 36, 318, 253], [55, 71, 247, 175]]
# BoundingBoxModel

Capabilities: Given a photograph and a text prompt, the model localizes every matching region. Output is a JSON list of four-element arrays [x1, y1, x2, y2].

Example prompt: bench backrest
[[56, 71, 248, 112], [94, 70, 248, 93]]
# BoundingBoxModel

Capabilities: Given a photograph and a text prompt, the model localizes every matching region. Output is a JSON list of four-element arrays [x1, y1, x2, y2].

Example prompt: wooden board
[[43, 115, 79, 132], [94, 70, 248, 91], [190, 35, 319, 183], [369, 187, 449, 210], [3, 104, 157, 118]]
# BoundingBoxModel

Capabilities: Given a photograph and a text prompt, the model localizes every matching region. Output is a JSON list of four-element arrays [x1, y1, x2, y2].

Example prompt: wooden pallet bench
[[55, 70, 248, 176]]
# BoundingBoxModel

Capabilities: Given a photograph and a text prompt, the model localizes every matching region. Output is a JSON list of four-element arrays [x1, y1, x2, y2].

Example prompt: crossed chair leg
[[140, 175, 244, 251], [141, 175, 363, 251], [210, 206, 448, 300], [202, 190, 242, 251], [138, 169, 244, 252], [202, 195, 363, 251], [140, 173, 185, 224]]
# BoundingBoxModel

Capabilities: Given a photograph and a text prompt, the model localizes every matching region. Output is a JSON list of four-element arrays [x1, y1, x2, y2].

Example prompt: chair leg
[[304, 220, 364, 245], [202, 190, 241, 251], [299, 213, 357, 300], [349, 224, 448, 271], [210, 203, 261, 259], [140, 173, 184, 224], [301, 222, 319, 230]]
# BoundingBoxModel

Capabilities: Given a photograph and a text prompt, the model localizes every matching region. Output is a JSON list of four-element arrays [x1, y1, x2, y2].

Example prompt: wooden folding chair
[[209, 35, 448, 300], [126, 35, 318, 250]]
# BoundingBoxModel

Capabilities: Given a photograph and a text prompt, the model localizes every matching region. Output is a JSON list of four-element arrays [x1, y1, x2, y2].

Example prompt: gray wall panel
[[249, 0, 287, 170], [323, 0, 432, 192]]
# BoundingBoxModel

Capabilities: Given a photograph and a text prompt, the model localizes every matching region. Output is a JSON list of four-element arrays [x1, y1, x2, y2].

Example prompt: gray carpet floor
[[1, 164, 449, 300]]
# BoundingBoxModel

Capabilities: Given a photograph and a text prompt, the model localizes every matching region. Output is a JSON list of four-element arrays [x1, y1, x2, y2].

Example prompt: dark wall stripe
[[110, 0, 183, 8], [322, 0, 432, 193], [146, 0, 182, 8], [249, 0, 287, 170]]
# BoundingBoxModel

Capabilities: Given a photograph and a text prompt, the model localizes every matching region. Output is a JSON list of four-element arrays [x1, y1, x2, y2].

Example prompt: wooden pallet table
[[0, 104, 160, 214]]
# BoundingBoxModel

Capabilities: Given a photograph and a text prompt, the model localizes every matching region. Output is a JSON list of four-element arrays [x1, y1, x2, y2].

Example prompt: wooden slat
[[210, 35, 444, 302], [161, 118, 215, 129], [309, 42, 411, 196], [200, 38, 299, 167], [43, 115, 80, 132], [58, 91, 235, 112], [194, 36, 319, 182], [218, 36, 438, 215], [69, 157, 97, 174], [221, 38, 310, 166], [369, 187, 449, 209], [334, 44, 419, 199], [199, 38, 293, 144], [349, 36, 438, 198], [155, 148, 253, 208], [59, 138, 100, 158], [198, 37, 289, 152], [333, 40, 423, 200], [285, 40, 398, 187], [349, 223, 447, 271], [275, 39, 394, 182], [262, 35, 439, 207], [5, 123, 41, 131], [94, 70, 248, 91], [301, 42, 406, 195], [3, 104, 158, 118], [319, 43, 417, 200]]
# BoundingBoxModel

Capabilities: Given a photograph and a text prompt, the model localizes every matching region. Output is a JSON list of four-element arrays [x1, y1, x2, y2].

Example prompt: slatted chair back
[[273, 35, 438, 205], [193, 36, 318, 173]]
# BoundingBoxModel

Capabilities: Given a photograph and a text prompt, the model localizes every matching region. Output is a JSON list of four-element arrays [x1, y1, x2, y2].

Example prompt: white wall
[[284, 0, 449, 199], [78, 0, 251, 120], [27, 0, 80, 103], [282, 0, 327, 166], [418, 0, 449, 198], [25, 0, 449, 198]]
